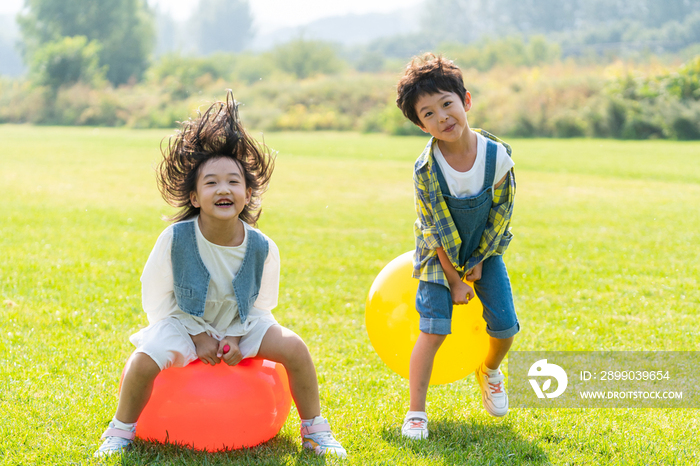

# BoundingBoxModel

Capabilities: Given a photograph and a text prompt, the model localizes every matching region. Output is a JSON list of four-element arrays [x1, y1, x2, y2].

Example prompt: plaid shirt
[[412, 129, 516, 286]]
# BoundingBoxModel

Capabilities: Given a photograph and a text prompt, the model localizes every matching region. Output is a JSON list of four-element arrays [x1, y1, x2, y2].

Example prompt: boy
[[395, 54, 520, 439]]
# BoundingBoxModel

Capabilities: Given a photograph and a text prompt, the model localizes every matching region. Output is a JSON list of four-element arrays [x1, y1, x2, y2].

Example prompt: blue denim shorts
[[415, 255, 520, 339]]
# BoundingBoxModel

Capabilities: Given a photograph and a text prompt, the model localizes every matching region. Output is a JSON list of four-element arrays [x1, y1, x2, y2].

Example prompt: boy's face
[[190, 157, 252, 223], [414, 90, 472, 142]]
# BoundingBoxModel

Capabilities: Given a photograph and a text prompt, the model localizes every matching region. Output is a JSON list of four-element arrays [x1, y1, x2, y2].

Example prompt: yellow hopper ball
[[365, 251, 489, 385]]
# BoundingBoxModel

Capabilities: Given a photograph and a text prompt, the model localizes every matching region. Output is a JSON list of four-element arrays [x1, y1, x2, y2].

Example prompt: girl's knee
[[126, 352, 161, 378], [282, 335, 313, 368]]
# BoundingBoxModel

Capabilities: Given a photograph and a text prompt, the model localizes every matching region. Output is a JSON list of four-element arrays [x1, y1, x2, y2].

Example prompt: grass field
[[1, 125, 699, 465]]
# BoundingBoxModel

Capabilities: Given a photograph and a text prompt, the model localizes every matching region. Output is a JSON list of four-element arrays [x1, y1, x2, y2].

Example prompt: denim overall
[[171, 220, 268, 323], [416, 140, 519, 338]]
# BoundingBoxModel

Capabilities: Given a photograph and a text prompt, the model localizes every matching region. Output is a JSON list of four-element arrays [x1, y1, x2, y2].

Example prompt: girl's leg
[[409, 332, 447, 412], [256, 325, 320, 419], [114, 351, 161, 423]]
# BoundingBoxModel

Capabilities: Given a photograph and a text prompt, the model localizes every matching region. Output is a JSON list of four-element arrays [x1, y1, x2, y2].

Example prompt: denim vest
[[171, 220, 269, 323], [433, 139, 497, 268]]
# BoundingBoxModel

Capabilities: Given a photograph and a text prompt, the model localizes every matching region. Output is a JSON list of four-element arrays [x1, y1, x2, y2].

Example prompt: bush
[[271, 39, 343, 79], [552, 111, 587, 138]]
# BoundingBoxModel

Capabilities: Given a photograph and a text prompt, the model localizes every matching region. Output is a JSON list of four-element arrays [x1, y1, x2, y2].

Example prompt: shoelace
[[489, 381, 504, 394], [409, 419, 427, 429], [99, 435, 131, 451], [306, 429, 340, 446]]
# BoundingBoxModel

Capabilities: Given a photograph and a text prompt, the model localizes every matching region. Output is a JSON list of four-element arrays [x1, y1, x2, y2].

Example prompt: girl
[[95, 92, 346, 458]]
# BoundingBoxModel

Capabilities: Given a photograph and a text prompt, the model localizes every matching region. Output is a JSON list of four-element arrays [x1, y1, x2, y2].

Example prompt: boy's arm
[[413, 170, 441, 251], [415, 168, 475, 303], [436, 247, 475, 304]]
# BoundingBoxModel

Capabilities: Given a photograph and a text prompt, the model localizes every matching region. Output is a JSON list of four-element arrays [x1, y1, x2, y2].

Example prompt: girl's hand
[[465, 261, 483, 282], [218, 336, 243, 366], [449, 279, 475, 305], [191, 332, 220, 365]]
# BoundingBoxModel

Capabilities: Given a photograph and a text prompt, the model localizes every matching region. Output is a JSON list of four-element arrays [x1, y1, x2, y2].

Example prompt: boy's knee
[[420, 332, 448, 346]]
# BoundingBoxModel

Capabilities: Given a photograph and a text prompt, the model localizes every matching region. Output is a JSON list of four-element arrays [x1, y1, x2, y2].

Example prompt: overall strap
[[483, 139, 498, 189]]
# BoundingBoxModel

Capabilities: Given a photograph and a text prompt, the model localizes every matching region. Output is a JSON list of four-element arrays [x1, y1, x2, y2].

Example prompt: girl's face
[[190, 157, 252, 224]]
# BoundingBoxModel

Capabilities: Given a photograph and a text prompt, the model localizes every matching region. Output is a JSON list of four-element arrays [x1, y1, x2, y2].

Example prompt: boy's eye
[[443, 101, 451, 107], [424, 111, 433, 118]]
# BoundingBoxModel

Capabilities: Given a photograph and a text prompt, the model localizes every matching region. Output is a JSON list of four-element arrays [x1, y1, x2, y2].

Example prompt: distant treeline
[[2, 35, 700, 140], [2, 0, 700, 139]]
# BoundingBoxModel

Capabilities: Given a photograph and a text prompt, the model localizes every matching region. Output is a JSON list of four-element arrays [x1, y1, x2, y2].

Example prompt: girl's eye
[[443, 101, 451, 107], [424, 111, 433, 118]]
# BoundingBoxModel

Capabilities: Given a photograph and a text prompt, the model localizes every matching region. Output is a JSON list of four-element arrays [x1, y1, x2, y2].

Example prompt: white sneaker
[[476, 364, 509, 417], [93, 422, 135, 457], [301, 417, 347, 458], [401, 413, 429, 440]]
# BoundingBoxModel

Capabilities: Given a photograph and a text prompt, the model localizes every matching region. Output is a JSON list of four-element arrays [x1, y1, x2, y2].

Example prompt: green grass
[[1, 125, 699, 465]]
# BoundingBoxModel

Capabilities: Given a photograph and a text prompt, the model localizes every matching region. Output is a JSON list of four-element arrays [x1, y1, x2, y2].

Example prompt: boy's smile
[[415, 91, 472, 143]]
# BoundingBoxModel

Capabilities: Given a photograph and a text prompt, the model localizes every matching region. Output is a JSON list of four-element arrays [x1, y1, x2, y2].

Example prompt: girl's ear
[[190, 191, 200, 208], [245, 187, 252, 205]]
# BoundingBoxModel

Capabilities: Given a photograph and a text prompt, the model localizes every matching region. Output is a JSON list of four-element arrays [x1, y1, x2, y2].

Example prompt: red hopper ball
[[132, 358, 291, 451], [223, 344, 230, 354]]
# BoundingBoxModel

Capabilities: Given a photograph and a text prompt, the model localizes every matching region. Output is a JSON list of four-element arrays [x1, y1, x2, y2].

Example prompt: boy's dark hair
[[156, 90, 275, 226], [396, 53, 467, 127]]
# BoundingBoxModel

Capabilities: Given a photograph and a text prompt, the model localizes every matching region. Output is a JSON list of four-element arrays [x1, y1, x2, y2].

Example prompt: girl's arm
[[141, 226, 211, 335]]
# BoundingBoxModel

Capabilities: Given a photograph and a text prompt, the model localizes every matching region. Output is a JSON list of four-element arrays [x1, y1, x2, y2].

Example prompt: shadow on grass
[[382, 418, 549, 465], [118, 433, 337, 465]]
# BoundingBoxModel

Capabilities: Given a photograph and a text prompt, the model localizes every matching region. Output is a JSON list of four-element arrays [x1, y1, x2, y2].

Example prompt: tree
[[30, 35, 105, 89], [421, 0, 495, 44], [18, 0, 154, 85], [193, 0, 254, 55]]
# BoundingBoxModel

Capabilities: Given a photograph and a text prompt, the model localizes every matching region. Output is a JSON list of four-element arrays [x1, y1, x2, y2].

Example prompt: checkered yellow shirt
[[412, 129, 515, 286]]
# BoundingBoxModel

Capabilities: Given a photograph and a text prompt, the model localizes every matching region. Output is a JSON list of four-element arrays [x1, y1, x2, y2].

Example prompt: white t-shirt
[[139, 217, 280, 340], [433, 132, 514, 198]]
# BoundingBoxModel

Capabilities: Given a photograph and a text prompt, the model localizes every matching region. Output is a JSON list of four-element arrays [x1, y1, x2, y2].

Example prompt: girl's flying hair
[[156, 90, 275, 226]]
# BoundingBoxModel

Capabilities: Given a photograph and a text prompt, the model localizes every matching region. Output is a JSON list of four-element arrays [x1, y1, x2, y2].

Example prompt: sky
[[0, 0, 424, 34]]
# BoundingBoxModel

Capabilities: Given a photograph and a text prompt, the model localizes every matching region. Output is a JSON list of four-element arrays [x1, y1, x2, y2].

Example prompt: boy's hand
[[465, 261, 483, 282], [449, 279, 475, 305], [191, 332, 220, 365], [218, 336, 243, 366]]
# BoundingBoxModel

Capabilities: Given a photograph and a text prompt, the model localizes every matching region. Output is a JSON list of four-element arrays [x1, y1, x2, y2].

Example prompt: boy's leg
[[409, 332, 447, 412], [484, 335, 514, 371], [473, 255, 519, 417], [257, 324, 346, 457], [404, 280, 452, 439]]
